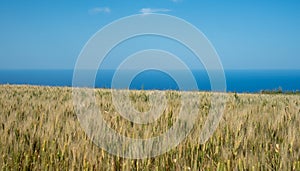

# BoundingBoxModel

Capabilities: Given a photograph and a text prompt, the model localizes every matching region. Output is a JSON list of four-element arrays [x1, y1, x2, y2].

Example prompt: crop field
[[0, 85, 299, 170]]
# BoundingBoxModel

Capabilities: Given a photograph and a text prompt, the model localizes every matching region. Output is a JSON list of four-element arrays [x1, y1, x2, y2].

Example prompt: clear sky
[[0, 0, 299, 70]]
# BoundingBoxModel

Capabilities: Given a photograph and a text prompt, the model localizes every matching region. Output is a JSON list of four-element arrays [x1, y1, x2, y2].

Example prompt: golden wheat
[[0, 85, 299, 170]]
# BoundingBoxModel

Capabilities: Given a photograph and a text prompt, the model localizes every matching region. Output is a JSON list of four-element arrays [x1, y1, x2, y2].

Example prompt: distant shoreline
[[0, 84, 299, 95]]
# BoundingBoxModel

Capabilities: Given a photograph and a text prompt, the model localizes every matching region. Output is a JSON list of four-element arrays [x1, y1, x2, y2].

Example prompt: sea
[[0, 69, 299, 93]]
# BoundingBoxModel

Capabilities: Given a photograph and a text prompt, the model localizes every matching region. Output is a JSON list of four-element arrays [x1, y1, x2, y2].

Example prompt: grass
[[0, 84, 299, 170]]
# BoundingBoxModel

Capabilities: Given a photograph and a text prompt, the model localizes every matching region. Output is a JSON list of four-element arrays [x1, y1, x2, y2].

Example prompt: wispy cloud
[[89, 7, 111, 15], [170, 0, 182, 3], [139, 8, 171, 15]]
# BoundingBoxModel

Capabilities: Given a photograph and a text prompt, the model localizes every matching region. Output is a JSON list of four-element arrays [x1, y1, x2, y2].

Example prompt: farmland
[[0, 85, 299, 170]]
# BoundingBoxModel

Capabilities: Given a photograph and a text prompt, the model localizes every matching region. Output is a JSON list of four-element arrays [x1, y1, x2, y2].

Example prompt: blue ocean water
[[0, 69, 299, 93]]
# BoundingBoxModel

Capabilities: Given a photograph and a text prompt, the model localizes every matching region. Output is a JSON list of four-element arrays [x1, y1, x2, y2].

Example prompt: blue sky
[[0, 0, 299, 70]]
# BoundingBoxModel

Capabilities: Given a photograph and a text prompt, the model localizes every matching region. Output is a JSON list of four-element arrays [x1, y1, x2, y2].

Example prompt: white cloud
[[89, 7, 111, 15], [139, 8, 171, 15]]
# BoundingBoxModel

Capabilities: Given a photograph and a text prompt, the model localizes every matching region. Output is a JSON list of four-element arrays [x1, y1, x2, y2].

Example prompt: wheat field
[[0, 84, 299, 170]]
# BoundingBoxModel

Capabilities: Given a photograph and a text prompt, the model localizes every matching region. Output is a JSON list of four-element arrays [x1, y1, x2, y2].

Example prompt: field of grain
[[0, 85, 299, 170]]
